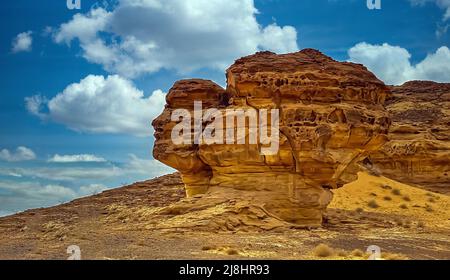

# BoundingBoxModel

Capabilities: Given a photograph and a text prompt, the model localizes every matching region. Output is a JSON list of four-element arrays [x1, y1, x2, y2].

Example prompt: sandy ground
[[0, 172, 448, 260]]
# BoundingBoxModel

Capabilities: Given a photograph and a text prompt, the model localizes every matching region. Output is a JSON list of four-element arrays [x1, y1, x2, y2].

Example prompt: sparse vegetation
[[391, 188, 401, 196], [428, 197, 436, 203], [225, 248, 239, 255], [336, 249, 348, 257], [351, 249, 364, 257], [403, 195, 411, 202], [399, 204, 408, 209], [381, 185, 392, 190], [383, 196, 392, 201], [370, 192, 377, 197], [202, 245, 214, 251], [425, 204, 434, 212], [313, 244, 335, 258], [368, 200, 379, 209], [381, 252, 408, 260]]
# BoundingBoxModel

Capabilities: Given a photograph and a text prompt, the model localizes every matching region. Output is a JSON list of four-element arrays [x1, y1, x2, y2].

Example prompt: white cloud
[[48, 154, 107, 163], [410, 0, 450, 20], [26, 75, 166, 137], [78, 184, 108, 196], [0, 165, 123, 182], [53, 0, 298, 78], [0, 154, 174, 215], [25, 95, 48, 118], [0, 155, 173, 182], [125, 154, 175, 175], [0, 147, 36, 162], [0, 181, 110, 215], [11, 31, 33, 53], [348, 42, 450, 85]]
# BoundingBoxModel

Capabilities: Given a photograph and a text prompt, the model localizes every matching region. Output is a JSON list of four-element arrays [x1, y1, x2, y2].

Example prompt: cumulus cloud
[[348, 42, 450, 85], [11, 31, 33, 53], [48, 154, 107, 163], [53, 0, 298, 78], [0, 155, 173, 182], [0, 153, 173, 215], [26, 75, 166, 137], [0, 147, 36, 162], [78, 184, 108, 196], [0, 181, 109, 215], [125, 154, 175, 175]]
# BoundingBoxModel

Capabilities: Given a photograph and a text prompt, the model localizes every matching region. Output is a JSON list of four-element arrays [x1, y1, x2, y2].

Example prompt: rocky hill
[[371, 81, 450, 194]]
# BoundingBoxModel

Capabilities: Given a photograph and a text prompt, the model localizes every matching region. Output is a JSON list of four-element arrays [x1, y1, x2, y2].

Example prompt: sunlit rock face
[[371, 81, 450, 194], [152, 49, 391, 227]]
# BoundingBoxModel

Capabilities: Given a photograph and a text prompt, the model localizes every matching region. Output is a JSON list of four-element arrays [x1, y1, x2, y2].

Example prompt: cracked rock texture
[[152, 49, 391, 227], [371, 81, 450, 194]]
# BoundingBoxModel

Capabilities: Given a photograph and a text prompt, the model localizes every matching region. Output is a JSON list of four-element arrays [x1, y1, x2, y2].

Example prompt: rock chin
[[152, 49, 391, 227]]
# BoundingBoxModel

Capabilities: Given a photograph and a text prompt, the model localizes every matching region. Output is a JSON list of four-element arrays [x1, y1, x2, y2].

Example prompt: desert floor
[[0, 172, 448, 260]]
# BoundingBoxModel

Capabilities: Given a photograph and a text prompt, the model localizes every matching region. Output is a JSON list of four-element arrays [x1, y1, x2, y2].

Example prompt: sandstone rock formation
[[152, 49, 391, 227], [371, 81, 450, 194]]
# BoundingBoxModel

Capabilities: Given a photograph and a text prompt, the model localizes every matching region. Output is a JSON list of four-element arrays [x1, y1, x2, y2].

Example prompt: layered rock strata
[[371, 81, 450, 194], [152, 49, 391, 226]]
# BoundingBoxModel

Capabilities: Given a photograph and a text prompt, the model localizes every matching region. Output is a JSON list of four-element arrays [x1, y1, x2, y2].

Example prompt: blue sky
[[1, 0, 449, 216]]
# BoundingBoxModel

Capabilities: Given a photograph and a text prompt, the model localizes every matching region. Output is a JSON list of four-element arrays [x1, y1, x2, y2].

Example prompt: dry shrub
[[225, 248, 239, 255], [383, 196, 392, 201], [403, 195, 411, 202], [202, 245, 214, 251], [336, 249, 348, 257], [368, 200, 379, 209], [351, 249, 365, 257], [313, 244, 335, 258], [382, 252, 408, 260], [391, 188, 401, 196]]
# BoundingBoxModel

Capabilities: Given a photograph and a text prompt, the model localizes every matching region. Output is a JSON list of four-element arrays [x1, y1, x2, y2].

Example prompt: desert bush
[[381, 252, 408, 260], [336, 249, 348, 257], [313, 244, 335, 258], [399, 204, 408, 209], [225, 248, 239, 255], [368, 200, 379, 209], [351, 249, 364, 257], [402, 195, 411, 202], [202, 245, 214, 251], [391, 188, 401, 196], [383, 196, 392, 201]]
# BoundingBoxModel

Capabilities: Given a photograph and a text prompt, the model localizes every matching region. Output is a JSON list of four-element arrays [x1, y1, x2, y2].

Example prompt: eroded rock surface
[[371, 81, 450, 194], [152, 49, 391, 227]]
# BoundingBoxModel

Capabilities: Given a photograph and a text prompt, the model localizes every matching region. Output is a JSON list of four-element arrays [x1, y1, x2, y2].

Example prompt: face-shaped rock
[[152, 49, 391, 226]]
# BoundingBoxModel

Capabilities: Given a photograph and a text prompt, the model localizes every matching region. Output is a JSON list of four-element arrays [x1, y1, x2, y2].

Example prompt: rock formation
[[152, 49, 391, 227], [371, 81, 450, 194]]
